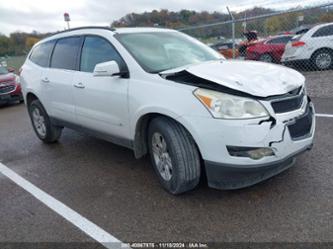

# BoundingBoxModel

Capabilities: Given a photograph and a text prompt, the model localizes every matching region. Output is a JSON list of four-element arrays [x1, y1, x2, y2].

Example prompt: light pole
[[64, 13, 71, 30]]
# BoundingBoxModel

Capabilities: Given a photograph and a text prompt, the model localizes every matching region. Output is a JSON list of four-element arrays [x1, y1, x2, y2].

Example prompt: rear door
[[73, 35, 130, 140], [24, 40, 55, 110], [47, 36, 83, 123], [310, 24, 333, 50], [266, 36, 292, 61]]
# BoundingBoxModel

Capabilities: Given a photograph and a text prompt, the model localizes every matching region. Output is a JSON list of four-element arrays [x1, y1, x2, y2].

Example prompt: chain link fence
[[181, 2, 333, 72]]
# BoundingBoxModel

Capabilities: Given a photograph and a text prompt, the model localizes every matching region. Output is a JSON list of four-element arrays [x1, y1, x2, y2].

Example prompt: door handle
[[41, 77, 50, 83], [73, 82, 85, 89]]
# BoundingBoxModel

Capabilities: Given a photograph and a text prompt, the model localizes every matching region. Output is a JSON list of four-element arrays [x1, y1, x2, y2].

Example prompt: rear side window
[[267, 36, 292, 44], [29, 41, 55, 67], [312, 25, 333, 37], [51, 37, 82, 70], [80, 36, 125, 73]]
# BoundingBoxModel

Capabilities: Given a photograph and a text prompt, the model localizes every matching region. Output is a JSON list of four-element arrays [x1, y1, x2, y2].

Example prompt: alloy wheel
[[151, 132, 173, 181], [32, 107, 46, 138]]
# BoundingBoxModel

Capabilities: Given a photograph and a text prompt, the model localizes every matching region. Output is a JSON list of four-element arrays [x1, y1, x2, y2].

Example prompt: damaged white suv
[[21, 27, 315, 194]]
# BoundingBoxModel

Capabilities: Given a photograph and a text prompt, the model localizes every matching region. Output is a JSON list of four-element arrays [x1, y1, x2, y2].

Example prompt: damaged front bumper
[[204, 145, 311, 190], [177, 98, 315, 190]]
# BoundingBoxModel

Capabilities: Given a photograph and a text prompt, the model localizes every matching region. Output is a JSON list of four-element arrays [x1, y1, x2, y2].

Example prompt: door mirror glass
[[93, 61, 120, 77]]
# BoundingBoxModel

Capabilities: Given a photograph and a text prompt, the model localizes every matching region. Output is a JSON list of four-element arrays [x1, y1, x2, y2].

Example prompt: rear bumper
[[282, 59, 311, 68], [205, 144, 312, 190]]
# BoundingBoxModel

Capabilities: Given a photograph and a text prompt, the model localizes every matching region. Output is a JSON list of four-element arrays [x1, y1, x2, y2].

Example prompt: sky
[[0, 0, 329, 36]]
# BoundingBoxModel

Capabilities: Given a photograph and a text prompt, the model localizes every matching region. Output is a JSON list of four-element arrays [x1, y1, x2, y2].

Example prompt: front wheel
[[28, 99, 62, 143], [148, 117, 201, 195]]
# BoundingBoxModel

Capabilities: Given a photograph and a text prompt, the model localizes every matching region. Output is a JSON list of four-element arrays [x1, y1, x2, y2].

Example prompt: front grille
[[0, 85, 15, 94], [288, 105, 313, 140], [271, 89, 304, 113]]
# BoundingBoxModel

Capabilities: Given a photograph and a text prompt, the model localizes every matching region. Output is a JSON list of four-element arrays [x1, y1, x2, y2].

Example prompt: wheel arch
[[133, 112, 202, 162], [26, 92, 39, 106], [311, 47, 333, 58]]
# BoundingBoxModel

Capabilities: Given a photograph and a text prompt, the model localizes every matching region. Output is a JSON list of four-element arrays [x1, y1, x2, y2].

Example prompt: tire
[[238, 45, 247, 57], [259, 53, 273, 63], [28, 99, 62, 143], [312, 49, 333, 71], [148, 117, 201, 195]]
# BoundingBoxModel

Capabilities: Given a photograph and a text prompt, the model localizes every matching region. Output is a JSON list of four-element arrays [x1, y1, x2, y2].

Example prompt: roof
[[311, 22, 333, 30], [50, 26, 175, 36], [36, 26, 176, 46], [115, 27, 176, 33]]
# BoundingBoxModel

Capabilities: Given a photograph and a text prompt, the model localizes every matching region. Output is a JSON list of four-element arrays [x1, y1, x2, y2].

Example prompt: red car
[[246, 35, 294, 63], [0, 66, 23, 105]]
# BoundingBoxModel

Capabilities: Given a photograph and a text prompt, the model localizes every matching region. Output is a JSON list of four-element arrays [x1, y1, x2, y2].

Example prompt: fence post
[[227, 7, 236, 59]]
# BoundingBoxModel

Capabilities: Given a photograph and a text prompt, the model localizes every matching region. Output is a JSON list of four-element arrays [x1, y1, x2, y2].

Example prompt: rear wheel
[[312, 49, 333, 70], [148, 117, 201, 195], [28, 99, 62, 143], [259, 53, 273, 63]]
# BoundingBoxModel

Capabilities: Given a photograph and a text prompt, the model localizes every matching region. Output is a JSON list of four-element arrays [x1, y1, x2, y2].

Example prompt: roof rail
[[47, 26, 116, 38]]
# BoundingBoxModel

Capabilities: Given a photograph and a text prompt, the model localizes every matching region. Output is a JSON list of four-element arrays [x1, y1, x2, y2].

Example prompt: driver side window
[[80, 36, 124, 73]]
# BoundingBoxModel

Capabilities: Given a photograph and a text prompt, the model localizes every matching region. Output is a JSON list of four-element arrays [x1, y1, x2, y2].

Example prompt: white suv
[[21, 27, 315, 194], [282, 22, 333, 70]]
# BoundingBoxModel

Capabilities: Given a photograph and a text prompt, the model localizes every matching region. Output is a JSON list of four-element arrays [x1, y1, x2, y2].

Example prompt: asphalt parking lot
[[0, 69, 333, 248]]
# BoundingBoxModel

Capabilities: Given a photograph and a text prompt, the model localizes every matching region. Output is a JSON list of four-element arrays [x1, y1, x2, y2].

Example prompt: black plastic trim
[[50, 117, 133, 150]]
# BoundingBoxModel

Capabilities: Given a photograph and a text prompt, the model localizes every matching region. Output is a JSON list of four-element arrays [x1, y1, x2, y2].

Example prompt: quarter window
[[312, 25, 333, 37], [80, 36, 124, 73], [29, 40, 55, 67], [51, 37, 82, 70]]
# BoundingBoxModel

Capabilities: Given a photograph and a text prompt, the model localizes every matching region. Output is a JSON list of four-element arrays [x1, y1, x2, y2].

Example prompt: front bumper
[[177, 99, 315, 190], [205, 144, 311, 190], [0, 84, 23, 104]]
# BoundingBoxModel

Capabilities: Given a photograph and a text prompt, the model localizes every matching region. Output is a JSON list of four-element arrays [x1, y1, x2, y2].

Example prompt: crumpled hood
[[164, 60, 305, 97]]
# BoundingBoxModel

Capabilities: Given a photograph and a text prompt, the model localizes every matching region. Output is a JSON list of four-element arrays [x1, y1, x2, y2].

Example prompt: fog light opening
[[227, 146, 275, 160]]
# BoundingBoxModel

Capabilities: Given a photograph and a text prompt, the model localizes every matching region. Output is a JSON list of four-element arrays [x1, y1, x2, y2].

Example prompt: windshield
[[0, 66, 9, 75], [116, 31, 222, 73]]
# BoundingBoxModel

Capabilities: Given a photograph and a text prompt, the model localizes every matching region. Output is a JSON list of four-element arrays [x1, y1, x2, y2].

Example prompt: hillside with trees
[[112, 6, 333, 39], [0, 31, 51, 57], [0, 6, 332, 57]]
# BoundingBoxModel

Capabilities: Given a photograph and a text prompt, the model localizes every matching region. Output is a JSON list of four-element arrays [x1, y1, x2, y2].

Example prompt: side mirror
[[93, 61, 121, 77]]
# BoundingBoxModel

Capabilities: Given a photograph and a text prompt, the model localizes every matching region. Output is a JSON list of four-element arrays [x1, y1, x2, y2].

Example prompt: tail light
[[292, 41, 305, 47]]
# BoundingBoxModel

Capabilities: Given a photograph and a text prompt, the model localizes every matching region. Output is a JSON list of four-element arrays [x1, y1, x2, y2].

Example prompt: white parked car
[[282, 22, 333, 70], [20, 27, 315, 194]]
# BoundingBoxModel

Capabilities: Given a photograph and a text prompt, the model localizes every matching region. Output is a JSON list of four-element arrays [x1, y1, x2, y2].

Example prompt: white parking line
[[316, 113, 333, 118], [0, 163, 129, 249]]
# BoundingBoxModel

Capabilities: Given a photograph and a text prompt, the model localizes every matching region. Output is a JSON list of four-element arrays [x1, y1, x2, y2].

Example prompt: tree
[[25, 36, 39, 49], [319, 12, 333, 22]]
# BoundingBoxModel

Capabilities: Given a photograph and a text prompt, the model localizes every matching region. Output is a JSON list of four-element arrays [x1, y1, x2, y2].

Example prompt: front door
[[73, 35, 130, 139]]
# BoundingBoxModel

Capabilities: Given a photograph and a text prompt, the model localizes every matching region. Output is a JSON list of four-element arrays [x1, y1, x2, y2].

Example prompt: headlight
[[194, 88, 269, 119]]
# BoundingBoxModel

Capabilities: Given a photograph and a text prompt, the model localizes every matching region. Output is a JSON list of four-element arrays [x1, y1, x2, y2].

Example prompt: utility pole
[[227, 6, 236, 59]]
